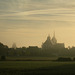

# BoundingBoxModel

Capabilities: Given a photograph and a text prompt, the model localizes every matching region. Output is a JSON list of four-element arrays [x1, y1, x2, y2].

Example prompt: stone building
[[42, 33, 65, 50]]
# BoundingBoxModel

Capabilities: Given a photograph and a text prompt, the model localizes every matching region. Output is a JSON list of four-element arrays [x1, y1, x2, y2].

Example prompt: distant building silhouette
[[42, 33, 65, 50], [42, 35, 52, 50], [12, 43, 17, 49], [51, 32, 57, 45]]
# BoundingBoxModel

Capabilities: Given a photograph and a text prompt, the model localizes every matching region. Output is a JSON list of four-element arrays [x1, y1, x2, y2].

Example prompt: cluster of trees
[[0, 42, 75, 57], [0, 42, 8, 56], [57, 57, 75, 61]]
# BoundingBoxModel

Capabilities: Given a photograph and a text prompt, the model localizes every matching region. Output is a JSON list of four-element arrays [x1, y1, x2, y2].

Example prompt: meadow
[[0, 60, 75, 75]]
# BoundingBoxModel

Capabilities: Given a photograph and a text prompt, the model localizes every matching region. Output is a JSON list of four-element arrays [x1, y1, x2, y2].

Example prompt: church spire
[[47, 35, 51, 41], [51, 31, 57, 45], [54, 31, 55, 37]]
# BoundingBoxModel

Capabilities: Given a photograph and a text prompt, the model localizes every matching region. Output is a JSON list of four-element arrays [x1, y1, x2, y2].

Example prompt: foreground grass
[[0, 61, 75, 75]]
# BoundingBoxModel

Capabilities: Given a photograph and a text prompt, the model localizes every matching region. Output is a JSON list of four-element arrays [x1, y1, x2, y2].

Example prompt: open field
[[0, 61, 75, 75]]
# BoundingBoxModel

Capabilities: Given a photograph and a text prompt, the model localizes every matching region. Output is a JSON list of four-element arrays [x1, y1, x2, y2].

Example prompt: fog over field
[[0, 0, 75, 47]]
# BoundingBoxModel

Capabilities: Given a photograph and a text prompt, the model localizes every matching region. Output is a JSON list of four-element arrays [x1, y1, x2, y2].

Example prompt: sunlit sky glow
[[0, 0, 75, 48]]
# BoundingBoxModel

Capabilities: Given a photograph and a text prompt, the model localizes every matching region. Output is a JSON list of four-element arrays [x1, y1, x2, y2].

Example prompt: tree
[[1, 56, 6, 60]]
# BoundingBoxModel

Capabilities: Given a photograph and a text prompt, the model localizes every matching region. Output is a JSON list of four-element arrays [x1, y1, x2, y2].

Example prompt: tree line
[[0, 42, 75, 57]]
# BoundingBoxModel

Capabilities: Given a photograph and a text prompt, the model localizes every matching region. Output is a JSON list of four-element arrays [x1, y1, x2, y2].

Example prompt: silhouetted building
[[42, 35, 52, 50], [12, 43, 17, 49], [51, 32, 57, 45], [42, 33, 65, 50]]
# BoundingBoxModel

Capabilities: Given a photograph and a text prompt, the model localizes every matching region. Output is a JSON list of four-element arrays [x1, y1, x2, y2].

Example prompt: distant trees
[[57, 57, 72, 61], [1, 42, 75, 57], [0, 42, 8, 49], [0, 42, 8, 56]]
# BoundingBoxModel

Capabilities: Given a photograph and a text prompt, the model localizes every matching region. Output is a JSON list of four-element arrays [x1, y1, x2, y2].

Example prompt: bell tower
[[51, 32, 57, 45]]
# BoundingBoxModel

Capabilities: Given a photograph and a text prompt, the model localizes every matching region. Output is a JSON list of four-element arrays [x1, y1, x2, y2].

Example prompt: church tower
[[42, 32, 65, 50], [42, 35, 52, 50], [51, 32, 57, 45]]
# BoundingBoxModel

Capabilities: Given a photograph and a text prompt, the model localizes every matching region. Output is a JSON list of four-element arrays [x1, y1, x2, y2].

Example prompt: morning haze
[[0, 0, 75, 47]]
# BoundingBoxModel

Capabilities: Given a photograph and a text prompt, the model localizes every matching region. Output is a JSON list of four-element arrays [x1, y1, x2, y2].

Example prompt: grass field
[[0, 61, 75, 75]]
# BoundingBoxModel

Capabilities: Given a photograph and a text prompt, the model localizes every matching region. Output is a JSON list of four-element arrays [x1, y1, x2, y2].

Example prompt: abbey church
[[42, 33, 65, 50]]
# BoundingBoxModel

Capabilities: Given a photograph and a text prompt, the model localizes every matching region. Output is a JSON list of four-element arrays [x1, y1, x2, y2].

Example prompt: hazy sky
[[0, 0, 75, 48]]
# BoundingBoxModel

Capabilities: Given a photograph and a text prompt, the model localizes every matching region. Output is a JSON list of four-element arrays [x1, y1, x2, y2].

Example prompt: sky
[[0, 0, 75, 48]]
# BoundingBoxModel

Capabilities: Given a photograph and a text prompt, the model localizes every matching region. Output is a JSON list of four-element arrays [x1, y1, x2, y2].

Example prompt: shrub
[[1, 56, 6, 60], [73, 58, 75, 61], [57, 57, 72, 61]]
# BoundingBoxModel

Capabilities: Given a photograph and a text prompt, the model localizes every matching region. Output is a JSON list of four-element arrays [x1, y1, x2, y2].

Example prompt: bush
[[57, 57, 72, 61], [1, 56, 6, 60], [73, 58, 75, 61]]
